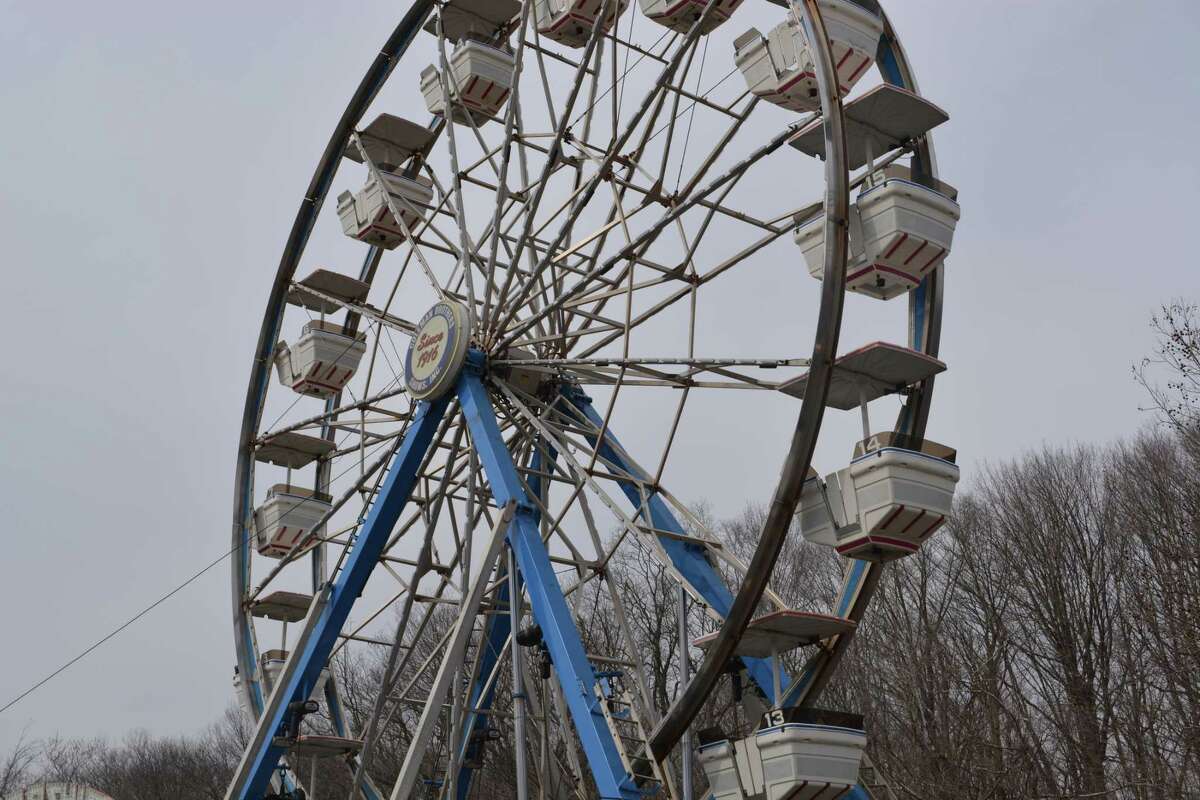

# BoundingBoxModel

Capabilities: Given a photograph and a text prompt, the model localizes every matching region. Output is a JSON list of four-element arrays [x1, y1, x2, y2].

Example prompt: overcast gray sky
[[1, 0, 1198, 754]]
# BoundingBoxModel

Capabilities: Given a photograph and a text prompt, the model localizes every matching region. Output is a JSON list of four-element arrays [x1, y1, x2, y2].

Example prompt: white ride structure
[[534, 0, 631, 46], [273, 321, 368, 397], [734, 0, 882, 112], [226, 1, 962, 798], [337, 171, 435, 250], [797, 164, 960, 300], [699, 713, 868, 800], [251, 484, 333, 558], [799, 435, 960, 561], [420, 39, 516, 124], [639, 0, 744, 34]]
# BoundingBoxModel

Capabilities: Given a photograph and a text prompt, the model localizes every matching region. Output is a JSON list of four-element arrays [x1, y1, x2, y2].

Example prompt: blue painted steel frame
[[236, 361, 640, 798], [451, 440, 554, 799], [458, 356, 641, 799], [452, 572, 511, 797], [235, 395, 451, 799], [452, 583, 510, 796], [562, 387, 785, 705], [245, 354, 817, 797], [449, 450, 529, 798]]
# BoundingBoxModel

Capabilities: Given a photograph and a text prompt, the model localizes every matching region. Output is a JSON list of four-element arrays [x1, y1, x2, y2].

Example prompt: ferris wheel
[[225, 0, 961, 798]]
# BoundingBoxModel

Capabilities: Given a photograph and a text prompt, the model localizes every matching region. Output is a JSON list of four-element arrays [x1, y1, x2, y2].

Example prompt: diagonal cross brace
[[458, 361, 643, 800], [388, 503, 516, 800], [562, 386, 789, 705], [226, 395, 452, 800], [450, 442, 555, 800], [228, 360, 643, 799]]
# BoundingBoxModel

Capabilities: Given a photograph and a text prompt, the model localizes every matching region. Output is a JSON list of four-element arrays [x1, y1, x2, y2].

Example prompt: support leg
[[678, 587, 693, 800], [510, 547, 532, 800], [563, 387, 788, 704], [225, 396, 451, 800], [458, 366, 640, 800], [388, 504, 515, 800]]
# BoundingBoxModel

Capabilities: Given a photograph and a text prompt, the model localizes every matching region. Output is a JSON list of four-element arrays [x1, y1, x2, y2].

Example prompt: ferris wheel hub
[[404, 299, 471, 401]]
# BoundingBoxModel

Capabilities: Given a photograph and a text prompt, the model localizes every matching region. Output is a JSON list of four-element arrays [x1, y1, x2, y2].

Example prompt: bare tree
[[12, 357, 1200, 800], [1135, 300, 1200, 437], [38, 734, 105, 786], [0, 727, 39, 798]]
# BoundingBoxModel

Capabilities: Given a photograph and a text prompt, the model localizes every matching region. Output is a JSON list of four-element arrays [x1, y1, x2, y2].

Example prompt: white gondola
[[534, 0, 629, 48], [699, 711, 867, 800], [337, 170, 434, 250], [734, 0, 882, 113], [252, 484, 332, 559], [698, 738, 764, 800], [420, 39, 515, 125], [837, 437, 959, 560], [638, 0, 743, 34], [796, 164, 960, 300], [693, 610, 855, 661], [273, 320, 367, 398], [798, 467, 838, 547], [788, 343, 956, 561], [232, 667, 251, 718], [800, 435, 959, 562], [425, 0, 521, 42], [259, 649, 331, 702], [251, 590, 314, 622], [758, 722, 867, 799]]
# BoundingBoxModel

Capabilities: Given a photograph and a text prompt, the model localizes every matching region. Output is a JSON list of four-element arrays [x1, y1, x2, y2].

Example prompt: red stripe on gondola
[[918, 246, 947, 273], [294, 377, 344, 393], [547, 10, 597, 33], [837, 535, 919, 555], [903, 240, 928, 266], [846, 263, 919, 285], [882, 233, 908, 259], [845, 55, 873, 85], [900, 509, 927, 534], [918, 515, 946, 539], [879, 504, 907, 530], [776, 71, 817, 93]]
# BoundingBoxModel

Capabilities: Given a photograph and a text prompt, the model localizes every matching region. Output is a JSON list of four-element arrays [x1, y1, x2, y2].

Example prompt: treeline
[[4, 442, 1196, 800], [841, 428, 1199, 799], [564, 427, 1198, 800], [0, 710, 247, 800]]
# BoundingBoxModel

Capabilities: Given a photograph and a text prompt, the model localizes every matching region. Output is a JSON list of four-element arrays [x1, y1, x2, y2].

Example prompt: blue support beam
[[232, 396, 451, 800], [781, 558, 870, 707], [452, 441, 551, 800], [458, 360, 641, 800], [452, 577, 511, 799], [562, 387, 786, 705]]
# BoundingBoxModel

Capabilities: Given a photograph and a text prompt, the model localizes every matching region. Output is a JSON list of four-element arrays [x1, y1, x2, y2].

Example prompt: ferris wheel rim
[[228, 1, 436, 785], [227, 0, 949, 795], [780, 3, 946, 713]]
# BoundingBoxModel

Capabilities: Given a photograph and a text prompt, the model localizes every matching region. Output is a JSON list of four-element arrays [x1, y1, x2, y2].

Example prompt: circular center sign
[[405, 300, 470, 401]]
